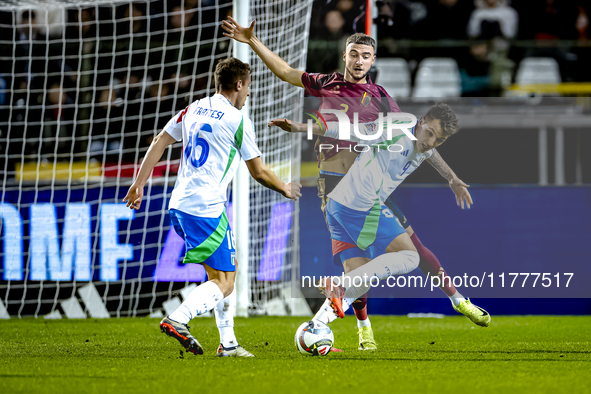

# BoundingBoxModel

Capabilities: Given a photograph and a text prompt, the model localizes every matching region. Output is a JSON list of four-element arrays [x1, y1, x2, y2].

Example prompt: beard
[[347, 66, 370, 82]]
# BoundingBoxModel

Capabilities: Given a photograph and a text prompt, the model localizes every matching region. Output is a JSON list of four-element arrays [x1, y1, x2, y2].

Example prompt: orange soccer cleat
[[319, 277, 346, 319]]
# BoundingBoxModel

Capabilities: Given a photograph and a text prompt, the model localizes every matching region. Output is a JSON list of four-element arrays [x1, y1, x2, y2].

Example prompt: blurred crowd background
[[309, 0, 591, 94], [0, 0, 589, 180], [0, 0, 232, 171]]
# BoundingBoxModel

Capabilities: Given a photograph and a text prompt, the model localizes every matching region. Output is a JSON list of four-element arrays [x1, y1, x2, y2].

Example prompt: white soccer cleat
[[216, 344, 255, 357]]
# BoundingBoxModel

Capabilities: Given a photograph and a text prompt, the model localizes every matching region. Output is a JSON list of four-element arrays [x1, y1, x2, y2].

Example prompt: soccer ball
[[294, 320, 334, 356]]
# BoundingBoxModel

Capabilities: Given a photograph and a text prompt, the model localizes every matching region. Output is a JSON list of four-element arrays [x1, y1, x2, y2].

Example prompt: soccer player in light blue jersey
[[124, 58, 301, 357]]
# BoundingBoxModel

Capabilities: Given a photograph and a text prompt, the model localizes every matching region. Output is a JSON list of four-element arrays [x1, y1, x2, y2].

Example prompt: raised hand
[[449, 178, 473, 209], [222, 16, 255, 44]]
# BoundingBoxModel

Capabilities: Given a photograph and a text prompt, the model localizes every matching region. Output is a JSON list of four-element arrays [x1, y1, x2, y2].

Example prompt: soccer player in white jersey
[[225, 19, 489, 351], [123, 58, 301, 357], [270, 103, 491, 326]]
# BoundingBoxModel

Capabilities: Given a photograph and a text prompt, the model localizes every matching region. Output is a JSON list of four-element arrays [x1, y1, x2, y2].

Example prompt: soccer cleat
[[318, 277, 345, 319], [330, 347, 343, 353], [452, 299, 491, 327], [358, 326, 377, 351], [216, 344, 255, 357], [160, 316, 204, 355]]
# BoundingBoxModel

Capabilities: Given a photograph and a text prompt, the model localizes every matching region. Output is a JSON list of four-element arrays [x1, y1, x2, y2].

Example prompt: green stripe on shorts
[[356, 199, 382, 251], [183, 211, 229, 264]]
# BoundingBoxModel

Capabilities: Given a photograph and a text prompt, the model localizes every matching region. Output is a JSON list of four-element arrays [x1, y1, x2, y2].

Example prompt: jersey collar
[[336, 72, 374, 85], [214, 93, 233, 107]]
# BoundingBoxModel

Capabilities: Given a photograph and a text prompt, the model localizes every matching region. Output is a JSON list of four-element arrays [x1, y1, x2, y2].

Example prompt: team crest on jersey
[[361, 92, 371, 107], [365, 122, 378, 134]]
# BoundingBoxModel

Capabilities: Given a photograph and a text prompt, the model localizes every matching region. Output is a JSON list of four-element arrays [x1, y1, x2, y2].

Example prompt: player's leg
[[313, 254, 371, 326], [384, 195, 491, 327], [351, 293, 375, 350], [405, 225, 458, 296], [385, 196, 460, 297], [318, 174, 372, 339], [317, 199, 374, 320], [342, 257, 375, 351], [162, 264, 230, 355], [326, 232, 419, 309], [159, 211, 207, 354], [160, 209, 237, 355], [322, 203, 419, 315], [407, 226, 491, 327], [212, 258, 255, 357]]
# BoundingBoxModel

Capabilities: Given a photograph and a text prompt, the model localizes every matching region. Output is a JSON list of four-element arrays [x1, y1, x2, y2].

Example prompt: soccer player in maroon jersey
[[223, 17, 491, 350]]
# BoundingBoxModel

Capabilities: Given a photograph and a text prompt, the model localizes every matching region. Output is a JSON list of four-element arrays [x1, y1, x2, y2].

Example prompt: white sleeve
[[163, 106, 189, 142], [238, 117, 261, 161]]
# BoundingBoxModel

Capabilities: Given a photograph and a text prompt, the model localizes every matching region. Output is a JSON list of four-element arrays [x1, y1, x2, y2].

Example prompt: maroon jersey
[[301, 72, 401, 163]]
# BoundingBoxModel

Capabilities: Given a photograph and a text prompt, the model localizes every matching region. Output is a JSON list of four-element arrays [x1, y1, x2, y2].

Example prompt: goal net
[[0, 0, 313, 318]]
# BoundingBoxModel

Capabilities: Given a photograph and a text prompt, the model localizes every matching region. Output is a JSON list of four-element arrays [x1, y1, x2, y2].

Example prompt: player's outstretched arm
[[245, 157, 302, 201], [268, 118, 325, 135], [123, 130, 177, 210], [426, 149, 473, 209], [269, 118, 404, 146], [222, 17, 304, 88]]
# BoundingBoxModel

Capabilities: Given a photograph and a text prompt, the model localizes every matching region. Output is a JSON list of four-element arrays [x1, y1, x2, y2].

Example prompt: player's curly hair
[[214, 57, 251, 92], [425, 103, 459, 137], [345, 33, 376, 53]]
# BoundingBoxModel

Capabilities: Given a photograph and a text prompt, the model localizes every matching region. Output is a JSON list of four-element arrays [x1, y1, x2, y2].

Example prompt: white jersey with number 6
[[164, 94, 261, 218]]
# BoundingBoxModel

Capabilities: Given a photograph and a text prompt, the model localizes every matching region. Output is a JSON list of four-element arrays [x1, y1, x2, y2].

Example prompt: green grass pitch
[[1, 315, 589, 394]]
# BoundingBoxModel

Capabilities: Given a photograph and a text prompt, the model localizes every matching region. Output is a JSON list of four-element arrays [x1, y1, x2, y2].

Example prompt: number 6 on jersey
[[185, 122, 213, 168]]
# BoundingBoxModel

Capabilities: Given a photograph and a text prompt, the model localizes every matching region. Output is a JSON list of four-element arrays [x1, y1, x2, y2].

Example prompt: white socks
[[449, 291, 466, 307], [169, 281, 224, 324], [314, 251, 419, 325], [313, 298, 338, 325], [342, 250, 420, 301], [313, 298, 354, 324], [169, 282, 240, 349], [313, 297, 369, 327], [214, 288, 238, 348], [357, 317, 371, 328]]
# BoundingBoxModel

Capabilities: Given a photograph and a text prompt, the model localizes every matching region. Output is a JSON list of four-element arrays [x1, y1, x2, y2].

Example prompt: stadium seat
[[515, 57, 561, 85], [375, 58, 411, 98], [412, 57, 462, 98]]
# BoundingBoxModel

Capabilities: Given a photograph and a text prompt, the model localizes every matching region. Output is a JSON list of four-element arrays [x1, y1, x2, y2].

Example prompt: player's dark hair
[[425, 103, 459, 137], [345, 33, 376, 53], [214, 57, 251, 92]]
